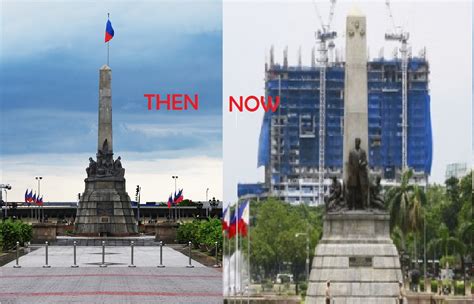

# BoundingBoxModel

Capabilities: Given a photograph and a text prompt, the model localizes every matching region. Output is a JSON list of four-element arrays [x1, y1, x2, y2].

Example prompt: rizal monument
[[75, 64, 138, 235], [305, 8, 403, 304]]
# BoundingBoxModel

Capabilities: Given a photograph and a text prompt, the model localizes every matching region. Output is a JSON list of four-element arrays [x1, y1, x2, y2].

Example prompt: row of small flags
[[221, 200, 249, 239], [167, 189, 184, 208], [24, 189, 44, 206]]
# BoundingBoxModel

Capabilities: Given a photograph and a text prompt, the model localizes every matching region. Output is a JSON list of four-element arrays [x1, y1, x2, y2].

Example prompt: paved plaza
[[0, 246, 222, 303]]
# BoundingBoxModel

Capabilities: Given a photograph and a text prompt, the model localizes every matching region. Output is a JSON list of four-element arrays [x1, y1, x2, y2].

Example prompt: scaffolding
[[254, 52, 432, 205]]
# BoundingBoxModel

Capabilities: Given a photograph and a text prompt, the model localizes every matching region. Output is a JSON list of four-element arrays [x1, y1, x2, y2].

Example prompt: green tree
[[248, 198, 323, 283], [386, 169, 426, 259], [427, 223, 466, 269]]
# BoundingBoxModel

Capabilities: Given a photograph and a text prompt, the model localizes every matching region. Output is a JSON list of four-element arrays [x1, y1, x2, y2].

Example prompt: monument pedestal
[[75, 177, 137, 236], [306, 211, 402, 304]]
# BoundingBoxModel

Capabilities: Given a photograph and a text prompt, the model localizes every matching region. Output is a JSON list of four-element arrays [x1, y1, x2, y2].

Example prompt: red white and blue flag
[[221, 206, 230, 232], [174, 189, 184, 204], [105, 18, 114, 43], [26, 189, 33, 203], [37, 196, 44, 206], [239, 200, 250, 237], [32, 193, 37, 205], [227, 200, 249, 239], [167, 194, 173, 209]]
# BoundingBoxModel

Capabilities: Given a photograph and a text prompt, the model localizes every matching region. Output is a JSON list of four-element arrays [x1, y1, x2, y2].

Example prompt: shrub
[[454, 280, 464, 295], [431, 280, 438, 293], [176, 218, 223, 251], [299, 281, 308, 298], [0, 219, 32, 250], [262, 279, 273, 291]]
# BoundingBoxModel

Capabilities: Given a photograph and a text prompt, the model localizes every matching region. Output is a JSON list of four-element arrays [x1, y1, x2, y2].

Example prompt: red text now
[[144, 94, 199, 110], [229, 96, 280, 112]]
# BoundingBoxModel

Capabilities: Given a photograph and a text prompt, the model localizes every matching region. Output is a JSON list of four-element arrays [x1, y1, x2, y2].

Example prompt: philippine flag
[[105, 18, 114, 43], [221, 206, 230, 233], [32, 193, 37, 205], [174, 189, 184, 204], [167, 194, 173, 209], [238, 200, 250, 237], [37, 196, 44, 206], [24, 190, 29, 204], [228, 210, 238, 239], [27, 189, 33, 203]]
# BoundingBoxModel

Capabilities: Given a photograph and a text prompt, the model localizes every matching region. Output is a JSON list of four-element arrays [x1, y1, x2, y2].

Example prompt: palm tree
[[386, 169, 427, 265], [428, 223, 466, 269]]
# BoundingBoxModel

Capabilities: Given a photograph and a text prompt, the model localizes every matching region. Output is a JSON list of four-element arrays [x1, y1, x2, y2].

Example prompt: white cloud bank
[[0, 152, 222, 203]]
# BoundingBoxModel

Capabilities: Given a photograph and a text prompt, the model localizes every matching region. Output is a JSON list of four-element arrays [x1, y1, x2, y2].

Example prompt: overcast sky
[[223, 0, 472, 202], [0, 0, 223, 202]]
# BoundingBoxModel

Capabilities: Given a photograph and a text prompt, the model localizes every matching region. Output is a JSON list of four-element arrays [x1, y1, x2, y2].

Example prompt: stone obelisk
[[75, 65, 137, 236], [343, 7, 368, 183], [98, 65, 113, 153], [306, 9, 402, 304]]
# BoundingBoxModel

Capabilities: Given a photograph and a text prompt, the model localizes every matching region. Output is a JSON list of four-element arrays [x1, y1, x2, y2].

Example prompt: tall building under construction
[[238, 49, 432, 206]]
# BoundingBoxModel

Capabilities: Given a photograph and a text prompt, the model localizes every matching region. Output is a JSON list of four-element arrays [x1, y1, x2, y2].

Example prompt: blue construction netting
[[237, 183, 267, 198], [257, 58, 432, 177]]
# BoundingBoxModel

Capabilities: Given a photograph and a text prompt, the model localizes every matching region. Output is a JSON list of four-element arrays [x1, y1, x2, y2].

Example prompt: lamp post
[[0, 184, 12, 219], [35, 177, 43, 222], [172, 176, 178, 221], [135, 185, 141, 226], [295, 232, 310, 283]]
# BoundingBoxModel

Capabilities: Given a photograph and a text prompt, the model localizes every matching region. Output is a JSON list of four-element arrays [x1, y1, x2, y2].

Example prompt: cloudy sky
[[0, 0, 223, 202], [224, 0, 472, 202]]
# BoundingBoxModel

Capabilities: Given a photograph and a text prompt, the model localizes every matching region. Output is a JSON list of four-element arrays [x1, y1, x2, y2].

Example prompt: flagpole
[[235, 200, 239, 303], [247, 201, 250, 304], [107, 13, 110, 66], [240, 214, 243, 304]]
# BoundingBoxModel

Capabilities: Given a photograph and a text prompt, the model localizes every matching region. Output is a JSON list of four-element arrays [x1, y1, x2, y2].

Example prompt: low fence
[[10, 240, 221, 269]]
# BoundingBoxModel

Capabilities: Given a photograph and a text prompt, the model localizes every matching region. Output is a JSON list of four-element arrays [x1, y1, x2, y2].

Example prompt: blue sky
[[0, 0, 223, 202]]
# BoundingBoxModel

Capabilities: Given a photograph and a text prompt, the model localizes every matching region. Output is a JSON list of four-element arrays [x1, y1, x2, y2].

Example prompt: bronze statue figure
[[346, 137, 369, 210], [86, 157, 97, 177], [326, 176, 345, 211], [369, 175, 385, 210], [113, 156, 125, 177], [101, 139, 109, 153]]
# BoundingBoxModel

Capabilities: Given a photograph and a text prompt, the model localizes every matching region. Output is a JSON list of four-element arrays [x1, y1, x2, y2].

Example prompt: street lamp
[[295, 232, 310, 283], [135, 185, 141, 226], [0, 184, 12, 218], [35, 177, 43, 222]]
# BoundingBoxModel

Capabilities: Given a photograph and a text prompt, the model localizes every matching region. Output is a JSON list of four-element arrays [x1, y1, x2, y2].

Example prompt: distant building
[[445, 163, 468, 180], [240, 53, 432, 206]]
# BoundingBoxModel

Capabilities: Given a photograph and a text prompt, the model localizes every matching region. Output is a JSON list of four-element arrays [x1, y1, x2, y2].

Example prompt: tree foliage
[[248, 198, 323, 282], [176, 217, 222, 251], [0, 219, 32, 250], [388, 170, 472, 273]]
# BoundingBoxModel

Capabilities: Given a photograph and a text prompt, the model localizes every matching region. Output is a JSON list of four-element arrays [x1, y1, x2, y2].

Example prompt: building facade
[[247, 54, 432, 206]]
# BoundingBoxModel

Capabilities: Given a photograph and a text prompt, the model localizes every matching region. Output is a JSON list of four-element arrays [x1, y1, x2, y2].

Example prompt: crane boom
[[313, 0, 337, 205], [384, 0, 409, 172]]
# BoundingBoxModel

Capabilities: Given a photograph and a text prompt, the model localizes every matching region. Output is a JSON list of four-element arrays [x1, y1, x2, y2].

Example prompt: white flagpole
[[240, 212, 243, 304], [228, 204, 232, 299], [235, 200, 239, 302], [247, 200, 250, 304], [107, 13, 110, 66]]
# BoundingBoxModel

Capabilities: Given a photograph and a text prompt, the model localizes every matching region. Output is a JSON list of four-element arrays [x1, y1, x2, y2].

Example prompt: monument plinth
[[306, 212, 402, 304], [306, 9, 402, 303], [75, 65, 138, 236]]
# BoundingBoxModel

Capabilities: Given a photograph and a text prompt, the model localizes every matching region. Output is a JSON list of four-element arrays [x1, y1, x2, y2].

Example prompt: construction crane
[[384, 0, 410, 172], [313, 0, 337, 205]]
